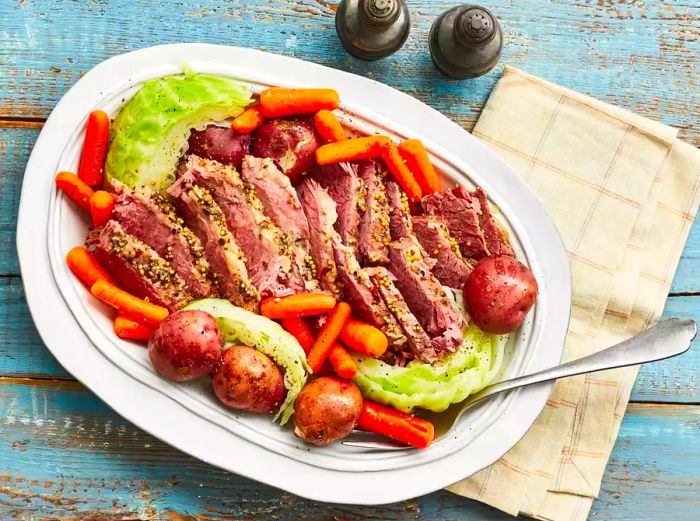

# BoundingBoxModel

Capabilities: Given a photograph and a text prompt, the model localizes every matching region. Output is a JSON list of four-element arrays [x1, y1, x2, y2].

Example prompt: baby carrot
[[231, 104, 264, 133], [78, 110, 110, 187], [328, 344, 358, 379], [339, 318, 388, 358], [314, 110, 347, 143], [397, 139, 442, 195], [260, 88, 339, 118], [66, 246, 115, 288], [306, 302, 352, 373], [358, 401, 435, 449], [55, 171, 95, 211], [260, 293, 337, 319], [89, 190, 115, 228], [114, 314, 153, 342], [382, 143, 423, 202], [91, 279, 169, 328], [315, 136, 392, 165], [281, 317, 315, 354]]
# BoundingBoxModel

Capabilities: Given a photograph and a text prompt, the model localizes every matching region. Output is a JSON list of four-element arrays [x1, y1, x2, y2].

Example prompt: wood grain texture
[[0, 0, 698, 146], [1, 379, 697, 520]]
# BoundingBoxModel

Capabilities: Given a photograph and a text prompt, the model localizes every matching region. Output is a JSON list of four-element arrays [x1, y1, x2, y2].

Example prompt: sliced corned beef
[[241, 156, 318, 291], [311, 162, 364, 247], [387, 238, 463, 354], [472, 187, 513, 256], [86, 221, 191, 311], [112, 184, 213, 299], [421, 185, 488, 260], [297, 178, 342, 295], [357, 160, 391, 265], [332, 239, 407, 347], [413, 215, 473, 289], [180, 155, 301, 296], [365, 267, 437, 364], [169, 177, 260, 312], [386, 181, 435, 268]]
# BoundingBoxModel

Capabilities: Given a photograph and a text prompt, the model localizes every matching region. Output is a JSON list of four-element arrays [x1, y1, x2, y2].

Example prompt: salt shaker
[[335, 0, 411, 60], [429, 4, 503, 79]]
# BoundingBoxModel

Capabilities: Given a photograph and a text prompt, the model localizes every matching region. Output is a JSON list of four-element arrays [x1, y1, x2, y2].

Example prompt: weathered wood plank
[[0, 379, 697, 519], [1, 0, 698, 146], [0, 274, 696, 402]]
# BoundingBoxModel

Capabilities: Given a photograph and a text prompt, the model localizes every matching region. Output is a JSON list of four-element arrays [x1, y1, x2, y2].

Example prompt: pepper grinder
[[429, 4, 503, 79], [335, 0, 411, 60]]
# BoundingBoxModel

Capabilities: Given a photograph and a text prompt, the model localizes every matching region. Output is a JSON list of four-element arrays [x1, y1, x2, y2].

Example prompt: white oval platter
[[16, 43, 571, 504]]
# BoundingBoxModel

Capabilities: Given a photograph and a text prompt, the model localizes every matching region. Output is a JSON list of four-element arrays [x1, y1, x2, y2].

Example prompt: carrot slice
[[231, 104, 264, 133], [114, 314, 153, 342], [315, 136, 391, 165], [339, 318, 388, 358], [281, 317, 315, 354], [314, 110, 347, 143], [328, 343, 358, 379], [306, 302, 352, 373], [397, 139, 442, 195], [382, 143, 423, 202], [358, 401, 435, 449], [66, 246, 115, 288], [260, 293, 337, 319], [78, 110, 110, 187], [91, 279, 169, 328], [260, 88, 339, 118], [89, 190, 115, 228], [55, 171, 95, 211]]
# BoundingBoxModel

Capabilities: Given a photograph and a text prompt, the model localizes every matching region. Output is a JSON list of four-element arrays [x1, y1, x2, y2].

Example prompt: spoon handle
[[475, 318, 697, 404]]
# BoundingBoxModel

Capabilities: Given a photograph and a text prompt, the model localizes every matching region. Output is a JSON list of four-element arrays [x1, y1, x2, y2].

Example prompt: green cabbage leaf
[[106, 73, 251, 191], [185, 299, 309, 425]]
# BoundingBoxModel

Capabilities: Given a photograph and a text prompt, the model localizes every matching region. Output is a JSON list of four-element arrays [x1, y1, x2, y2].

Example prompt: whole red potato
[[212, 346, 286, 413], [464, 255, 539, 334], [187, 125, 252, 169], [294, 377, 363, 446], [148, 310, 222, 381], [252, 118, 320, 183]]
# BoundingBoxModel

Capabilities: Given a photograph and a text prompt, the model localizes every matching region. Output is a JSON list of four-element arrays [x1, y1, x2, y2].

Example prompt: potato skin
[[148, 310, 222, 382], [464, 255, 539, 334], [294, 377, 363, 446], [252, 118, 320, 183], [187, 125, 252, 169], [212, 346, 286, 413]]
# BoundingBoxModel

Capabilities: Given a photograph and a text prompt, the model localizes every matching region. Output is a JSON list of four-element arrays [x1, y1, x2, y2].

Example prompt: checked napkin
[[446, 66, 700, 521]]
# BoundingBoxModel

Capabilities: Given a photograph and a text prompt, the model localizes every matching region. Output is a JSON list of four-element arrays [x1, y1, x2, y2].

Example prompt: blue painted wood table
[[1, 1, 698, 519]]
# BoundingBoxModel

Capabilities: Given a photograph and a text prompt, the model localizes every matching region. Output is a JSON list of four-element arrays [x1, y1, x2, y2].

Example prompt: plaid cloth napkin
[[446, 66, 700, 521]]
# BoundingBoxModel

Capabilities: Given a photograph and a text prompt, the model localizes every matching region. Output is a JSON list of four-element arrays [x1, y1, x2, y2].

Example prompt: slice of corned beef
[[297, 178, 342, 295], [311, 162, 364, 247], [421, 185, 488, 260], [332, 239, 407, 347], [365, 267, 437, 364], [471, 187, 513, 256], [357, 160, 391, 265], [386, 181, 435, 268], [413, 215, 474, 289], [241, 156, 319, 291], [169, 177, 260, 312], [180, 155, 301, 296], [86, 220, 191, 311], [112, 184, 213, 299], [387, 238, 463, 354]]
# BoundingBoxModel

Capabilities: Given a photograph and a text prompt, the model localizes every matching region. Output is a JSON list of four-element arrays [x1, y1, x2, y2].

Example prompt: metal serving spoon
[[342, 317, 697, 450]]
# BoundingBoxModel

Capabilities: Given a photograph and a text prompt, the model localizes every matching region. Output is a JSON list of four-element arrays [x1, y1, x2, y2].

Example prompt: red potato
[[212, 346, 286, 413], [252, 118, 320, 183], [293, 376, 363, 446], [148, 310, 222, 381], [464, 255, 539, 334], [187, 125, 252, 169]]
